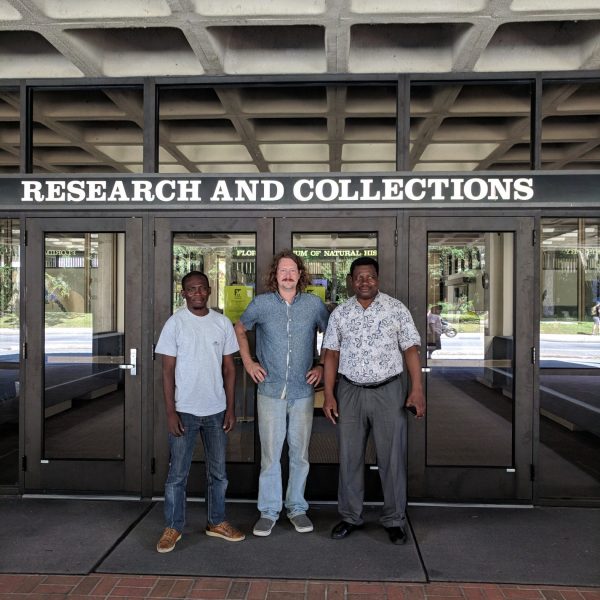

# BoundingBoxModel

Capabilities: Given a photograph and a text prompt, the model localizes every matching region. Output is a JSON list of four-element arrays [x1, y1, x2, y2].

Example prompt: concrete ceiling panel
[[161, 120, 240, 143], [542, 117, 600, 141], [29, 0, 171, 19], [0, 1, 21, 20], [340, 163, 395, 172], [420, 142, 498, 160], [63, 28, 204, 76], [349, 23, 472, 73], [207, 25, 326, 74], [160, 89, 226, 118], [341, 142, 395, 161], [192, 0, 325, 16], [344, 118, 396, 141], [511, 0, 600, 11], [94, 145, 143, 162], [159, 164, 191, 173], [413, 162, 479, 171], [0, 31, 82, 77], [197, 163, 259, 173], [178, 143, 253, 162], [238, 87, 327, 114], [259, 143, 328, 161], [269, 163, 329, 172], [345, 86, 397, 114], [251, 118, 328, 141], [350, 0, 486, 13], [475, 21, 600, 71]]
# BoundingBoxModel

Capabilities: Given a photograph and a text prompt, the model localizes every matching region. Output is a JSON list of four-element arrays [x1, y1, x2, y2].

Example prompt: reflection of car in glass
[[441, 319, 457, 337]]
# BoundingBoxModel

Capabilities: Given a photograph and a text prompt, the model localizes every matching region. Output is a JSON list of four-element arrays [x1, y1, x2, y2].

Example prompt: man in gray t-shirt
[[154, 271, 245, 553]]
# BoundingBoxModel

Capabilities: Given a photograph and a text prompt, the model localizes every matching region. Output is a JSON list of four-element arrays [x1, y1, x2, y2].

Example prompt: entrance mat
[[0, 498, 152, 574], [409, 505, 600, 586], [97, 502, 426, 582]]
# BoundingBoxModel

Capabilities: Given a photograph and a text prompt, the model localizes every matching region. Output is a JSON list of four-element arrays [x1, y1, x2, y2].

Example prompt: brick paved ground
[[0, 575, 598, 600]]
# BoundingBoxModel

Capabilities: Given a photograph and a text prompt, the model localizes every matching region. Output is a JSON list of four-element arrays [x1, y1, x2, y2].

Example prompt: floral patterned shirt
[[322, 292, 421, 384]]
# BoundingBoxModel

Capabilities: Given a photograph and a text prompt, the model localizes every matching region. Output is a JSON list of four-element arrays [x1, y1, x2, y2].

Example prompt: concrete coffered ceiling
[[0, 0, 598, 174]]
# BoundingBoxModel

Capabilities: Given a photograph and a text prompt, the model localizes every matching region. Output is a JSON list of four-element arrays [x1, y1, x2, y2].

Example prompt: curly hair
[[265, 250, 311, 293]]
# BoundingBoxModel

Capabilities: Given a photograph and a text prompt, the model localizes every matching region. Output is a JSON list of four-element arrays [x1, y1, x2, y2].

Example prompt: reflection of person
[[592, 301, 600, 335], [322, 257, 425, 545], [235, 250, 330, 537], [427, 304, 443, 359], [155, 271, 245, 553]]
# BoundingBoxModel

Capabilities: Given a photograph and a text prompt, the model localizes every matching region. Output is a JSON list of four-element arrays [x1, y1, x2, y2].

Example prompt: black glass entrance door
[[153, 216, 273, 498], [408, 216, 535, 502], [23, 218, 143, 493]]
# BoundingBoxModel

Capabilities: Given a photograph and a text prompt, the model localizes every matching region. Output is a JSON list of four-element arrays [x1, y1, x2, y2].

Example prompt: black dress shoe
[[331, 520, 362, 539], [385, 526, 407, 545]]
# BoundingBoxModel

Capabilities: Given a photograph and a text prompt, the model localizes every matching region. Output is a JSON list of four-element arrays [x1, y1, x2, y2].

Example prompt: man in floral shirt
[[322, 257, 425, 545]]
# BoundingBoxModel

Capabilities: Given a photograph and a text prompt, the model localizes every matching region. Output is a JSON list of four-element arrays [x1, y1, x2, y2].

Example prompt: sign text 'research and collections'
[[20, 176, 535, 204]]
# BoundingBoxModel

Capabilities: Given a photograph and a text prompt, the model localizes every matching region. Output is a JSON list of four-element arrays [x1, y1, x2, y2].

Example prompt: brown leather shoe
[[156, 527, 182, 553], [206, 521, 245, 542]]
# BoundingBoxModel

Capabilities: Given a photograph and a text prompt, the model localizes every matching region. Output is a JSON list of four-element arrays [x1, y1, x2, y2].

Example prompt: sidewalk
[[1, 574, 597, 600]]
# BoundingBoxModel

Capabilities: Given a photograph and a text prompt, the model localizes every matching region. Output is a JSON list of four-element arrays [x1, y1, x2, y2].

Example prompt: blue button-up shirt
[[240, 291, 330, 400]]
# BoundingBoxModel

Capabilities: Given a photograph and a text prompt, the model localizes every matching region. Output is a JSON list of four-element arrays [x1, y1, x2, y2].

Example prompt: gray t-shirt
[[155, 307, 239, 416]]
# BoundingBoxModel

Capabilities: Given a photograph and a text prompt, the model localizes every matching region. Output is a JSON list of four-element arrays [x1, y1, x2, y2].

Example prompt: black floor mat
[[97, 502, 427, 582], [0, 498, 152, 574], [409, 505, 600, 586]]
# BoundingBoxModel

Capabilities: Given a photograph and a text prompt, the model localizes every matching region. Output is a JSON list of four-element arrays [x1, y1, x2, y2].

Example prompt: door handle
[[119, 348, 137, 376]]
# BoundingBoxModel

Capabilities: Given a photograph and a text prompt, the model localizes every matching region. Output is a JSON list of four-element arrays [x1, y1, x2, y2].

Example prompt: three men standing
[[235, 250, 330, 537], [322, 257, 425, 545]]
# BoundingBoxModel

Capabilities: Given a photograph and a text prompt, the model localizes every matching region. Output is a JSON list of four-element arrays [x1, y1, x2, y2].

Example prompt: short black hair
[[349, 257, 379, 277], [181, 271, 209, 289]]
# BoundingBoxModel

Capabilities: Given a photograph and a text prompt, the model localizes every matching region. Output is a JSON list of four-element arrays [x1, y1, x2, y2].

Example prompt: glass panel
[[410, 82, 531, 172], [0, 219, 20, 484], [0, 89, 20, 174], [426, 232, 514, 467], [158, 84, 397, 174], [44, 232, 125, 459], [539, 217, 600, 500], [540, 218, 600, 368], [542, 81, 600, 171], [171, 233, 256, 462], [32, 88, 143, 174], [292, 232, 378, 464]]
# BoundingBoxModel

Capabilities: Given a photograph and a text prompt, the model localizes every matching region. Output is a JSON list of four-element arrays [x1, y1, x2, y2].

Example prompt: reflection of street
[[430, 332, 600, 367], [0, 328, 93, 358]]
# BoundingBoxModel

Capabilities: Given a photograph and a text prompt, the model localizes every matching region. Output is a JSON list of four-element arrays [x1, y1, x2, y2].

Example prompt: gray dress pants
[[336, 376, 407, 528]]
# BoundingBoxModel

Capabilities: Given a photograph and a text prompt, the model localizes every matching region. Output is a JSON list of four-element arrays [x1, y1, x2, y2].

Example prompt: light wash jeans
[[257, 393, 314, 520], [163, 410, 228, 532]]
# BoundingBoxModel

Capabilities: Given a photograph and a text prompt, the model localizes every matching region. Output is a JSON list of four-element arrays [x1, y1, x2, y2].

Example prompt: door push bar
[[119, 348, 137, 376]]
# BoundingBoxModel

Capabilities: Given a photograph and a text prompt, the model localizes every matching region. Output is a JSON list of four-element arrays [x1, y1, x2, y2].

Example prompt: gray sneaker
[[253, 517, 276, 537], [289, 513, 314, 533]]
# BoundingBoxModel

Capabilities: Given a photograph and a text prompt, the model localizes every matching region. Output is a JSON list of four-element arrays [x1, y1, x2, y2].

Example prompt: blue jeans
[[257, 393, 313, 520], [164, 411, 228, 532]]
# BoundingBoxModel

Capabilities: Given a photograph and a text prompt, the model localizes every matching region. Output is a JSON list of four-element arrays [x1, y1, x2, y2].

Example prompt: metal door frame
[[23, 217, 143, 493], [407, 215, 536, 502]]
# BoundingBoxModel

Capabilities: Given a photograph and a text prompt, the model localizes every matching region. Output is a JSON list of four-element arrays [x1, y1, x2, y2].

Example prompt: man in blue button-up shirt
[[235, 250, 330, 537]]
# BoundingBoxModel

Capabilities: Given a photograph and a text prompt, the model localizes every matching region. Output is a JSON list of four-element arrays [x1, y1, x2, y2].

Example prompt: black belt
[[341, 374, 401, 389]]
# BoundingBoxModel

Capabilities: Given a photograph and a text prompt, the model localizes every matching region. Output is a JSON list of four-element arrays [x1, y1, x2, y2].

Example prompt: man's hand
[[306, 365, 324, 386], [322, 393, 339, 425], [405, 388, 426, 419], [244, 360, 267, 383], [223, 408, 236, 433], [167, 412, 184, 436]]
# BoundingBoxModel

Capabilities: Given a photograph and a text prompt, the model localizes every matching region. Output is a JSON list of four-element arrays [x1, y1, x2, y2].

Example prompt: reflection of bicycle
[[441, 319, 457, 337]]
